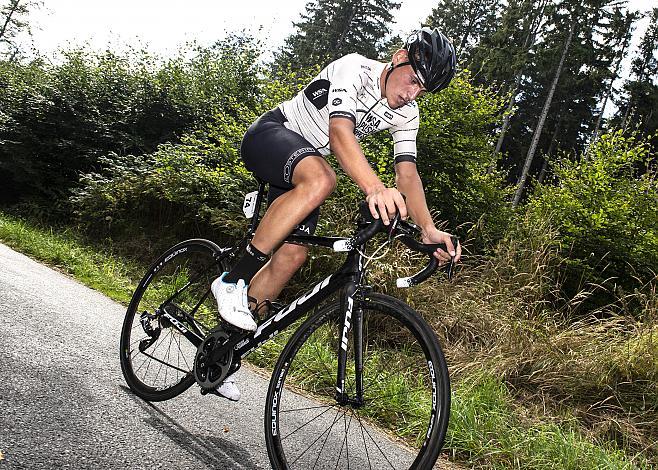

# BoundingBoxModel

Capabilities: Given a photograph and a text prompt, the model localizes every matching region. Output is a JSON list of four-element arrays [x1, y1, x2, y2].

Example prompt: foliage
[[69, 59, 309, 259], [526, 131, 658, 307], [0, 35, 263, 208], [425, 0, 503, 61], [70, 148, 254, 259], [415, 71, 512, 246], [0, 0, 41, 61], [614, 7, 658, 149]]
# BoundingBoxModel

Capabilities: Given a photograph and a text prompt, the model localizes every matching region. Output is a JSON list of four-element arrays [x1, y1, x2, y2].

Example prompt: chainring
[[193, 328, 234, 391]]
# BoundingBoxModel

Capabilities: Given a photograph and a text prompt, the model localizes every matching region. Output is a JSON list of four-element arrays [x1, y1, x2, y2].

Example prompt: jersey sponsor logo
[[332, 98, 342, 106], [331, 88, 347, 93], [361, 64, 371, 71], [355, 113, 382, 139], [384, 111, 393, 120], [304, 78, 330, 110]]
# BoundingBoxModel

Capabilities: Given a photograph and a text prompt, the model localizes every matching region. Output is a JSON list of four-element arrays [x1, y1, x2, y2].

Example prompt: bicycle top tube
[[243, 177, 455, 284]]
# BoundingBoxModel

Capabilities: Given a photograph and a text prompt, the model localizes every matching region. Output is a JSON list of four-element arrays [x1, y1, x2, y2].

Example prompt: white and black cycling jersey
[[278, 53, 420, 165]]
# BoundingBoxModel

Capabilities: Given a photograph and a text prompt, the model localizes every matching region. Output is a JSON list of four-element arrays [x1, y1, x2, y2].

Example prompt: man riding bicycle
[[211, 27, 462, 400]]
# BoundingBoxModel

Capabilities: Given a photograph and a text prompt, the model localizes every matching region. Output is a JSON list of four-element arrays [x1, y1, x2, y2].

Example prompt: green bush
[[526, 131, 658, 311], [70, 147, 254, 259], [0, 35, 264, 208]]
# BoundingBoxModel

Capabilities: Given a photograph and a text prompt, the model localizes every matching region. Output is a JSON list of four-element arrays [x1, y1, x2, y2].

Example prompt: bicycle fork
[[336, 281, 364, 407]]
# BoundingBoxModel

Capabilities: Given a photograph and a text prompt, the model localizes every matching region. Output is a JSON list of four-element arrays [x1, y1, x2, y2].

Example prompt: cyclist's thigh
[[268, 185, 320, 236], [241, 108, 323, 189]]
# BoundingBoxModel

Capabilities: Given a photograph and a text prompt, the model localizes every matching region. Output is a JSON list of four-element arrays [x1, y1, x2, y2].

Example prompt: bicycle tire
[[119, 239, 228, 401], [264, 292, 450, 470]]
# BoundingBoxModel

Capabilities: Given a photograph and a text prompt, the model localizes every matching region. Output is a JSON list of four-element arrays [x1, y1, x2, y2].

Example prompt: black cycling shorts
[[240, 108, 323, 236]]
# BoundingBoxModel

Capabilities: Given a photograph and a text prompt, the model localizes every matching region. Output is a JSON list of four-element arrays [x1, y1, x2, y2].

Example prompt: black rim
[[267, 297, 447, 469], [121, 242, 225, 396]]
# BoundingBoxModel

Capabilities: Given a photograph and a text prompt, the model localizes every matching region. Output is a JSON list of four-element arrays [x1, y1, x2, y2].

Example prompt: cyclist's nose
[[406, 85, 422, 102]]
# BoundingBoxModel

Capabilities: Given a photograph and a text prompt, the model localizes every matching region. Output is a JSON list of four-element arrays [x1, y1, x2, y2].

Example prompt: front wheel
[[264, 293, 450, 469]]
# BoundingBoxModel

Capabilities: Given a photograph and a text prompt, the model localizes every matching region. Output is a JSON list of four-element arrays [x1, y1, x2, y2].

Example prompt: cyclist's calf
[[249, 243, 309, 310]]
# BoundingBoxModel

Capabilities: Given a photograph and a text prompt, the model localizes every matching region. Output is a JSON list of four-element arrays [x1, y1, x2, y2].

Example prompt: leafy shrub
[[0, 35, 263, 208], [71, 146, 254, 260], [526, 131, 658, 311]]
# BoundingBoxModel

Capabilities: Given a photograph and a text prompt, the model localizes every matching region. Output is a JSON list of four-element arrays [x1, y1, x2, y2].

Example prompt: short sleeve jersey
[[278, 53, 420, 164]]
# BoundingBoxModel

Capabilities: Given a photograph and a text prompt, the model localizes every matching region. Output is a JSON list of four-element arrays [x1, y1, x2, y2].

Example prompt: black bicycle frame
[[164, 179, 372, 399]]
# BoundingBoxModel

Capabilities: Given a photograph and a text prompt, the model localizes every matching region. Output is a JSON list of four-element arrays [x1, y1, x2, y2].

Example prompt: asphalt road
[[0, 243, 450, 469]]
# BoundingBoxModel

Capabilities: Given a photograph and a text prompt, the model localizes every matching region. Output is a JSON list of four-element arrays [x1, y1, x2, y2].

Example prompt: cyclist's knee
[[274, 244, 308, 271], [301, 168, 336, 204], [314, 168, 336, 197], [293, 158, 336, 198]]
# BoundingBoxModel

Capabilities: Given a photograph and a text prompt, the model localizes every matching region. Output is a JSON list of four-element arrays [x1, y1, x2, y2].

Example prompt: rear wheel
[[119, 239, 229, 401], [264, 293, 450, 469]]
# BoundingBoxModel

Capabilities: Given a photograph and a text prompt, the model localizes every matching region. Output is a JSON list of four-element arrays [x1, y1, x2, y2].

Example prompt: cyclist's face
[[383, 50, 426, 109]]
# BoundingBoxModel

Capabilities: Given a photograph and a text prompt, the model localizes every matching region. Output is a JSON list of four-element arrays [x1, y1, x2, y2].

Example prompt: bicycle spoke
[[335, 412, 348, 470], [174, 334, 192, 372], [312, 330, 338, 385], [281, 403, 337, 441], [280, 404, 337, 414], [357, 412, 397, 470], [313, 408, 341, 469], [289, 408, 346, 466], [355, 411, 373, 470], [140, 329, 171, 380]]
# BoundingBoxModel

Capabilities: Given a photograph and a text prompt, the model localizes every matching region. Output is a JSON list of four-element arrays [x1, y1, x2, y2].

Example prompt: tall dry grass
[[361, 212, 658, 462]]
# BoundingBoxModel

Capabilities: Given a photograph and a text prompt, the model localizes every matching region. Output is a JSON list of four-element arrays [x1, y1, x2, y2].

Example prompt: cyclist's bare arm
[[395, 161, 461, 263], [329, 117, 407, 225]]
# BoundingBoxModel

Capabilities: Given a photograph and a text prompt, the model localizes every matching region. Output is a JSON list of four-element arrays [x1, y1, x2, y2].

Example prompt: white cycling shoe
[[214, 375, 240, 401], [211, 273, 258, 332]]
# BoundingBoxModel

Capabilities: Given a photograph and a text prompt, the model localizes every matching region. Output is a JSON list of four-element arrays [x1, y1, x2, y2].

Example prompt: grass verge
[[0, 211, 648, 468]]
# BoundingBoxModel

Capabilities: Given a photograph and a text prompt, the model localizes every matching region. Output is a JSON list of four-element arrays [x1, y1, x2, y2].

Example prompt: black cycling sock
[[223, 243, 269, 284]]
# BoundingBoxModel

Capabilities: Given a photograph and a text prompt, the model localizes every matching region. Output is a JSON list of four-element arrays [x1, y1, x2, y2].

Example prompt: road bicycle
[[119, 178, 454, 469]]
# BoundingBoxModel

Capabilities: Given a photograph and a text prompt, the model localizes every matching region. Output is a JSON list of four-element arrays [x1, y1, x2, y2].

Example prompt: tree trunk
[[538, 116, 562, 183], [513, 20, 574, 207], [588, 20, 632, 157], [489, 0, 548, 173], [494, 70, 523, 156]]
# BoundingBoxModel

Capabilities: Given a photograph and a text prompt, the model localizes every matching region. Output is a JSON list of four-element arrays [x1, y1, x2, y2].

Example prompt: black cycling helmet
[[404, 27, 456, 93]]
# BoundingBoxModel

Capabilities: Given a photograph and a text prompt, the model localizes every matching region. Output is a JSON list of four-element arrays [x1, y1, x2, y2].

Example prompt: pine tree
[[274, 0, 401, 71], [467, 0, 550, 163], [618, 7, 658, 138], [513, 18, 575, 206], [425, 0, 503, 63], [588, 7, 639, 154], [501, 0, 634, 196]]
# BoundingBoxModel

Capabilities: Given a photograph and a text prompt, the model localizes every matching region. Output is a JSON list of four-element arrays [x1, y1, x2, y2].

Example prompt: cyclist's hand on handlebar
[[365, 186, 407, 226], [421, 227, 461, 265]]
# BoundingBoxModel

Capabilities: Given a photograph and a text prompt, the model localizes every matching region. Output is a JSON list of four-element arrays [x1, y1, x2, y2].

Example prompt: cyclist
[[211, 27, 461, 400]]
